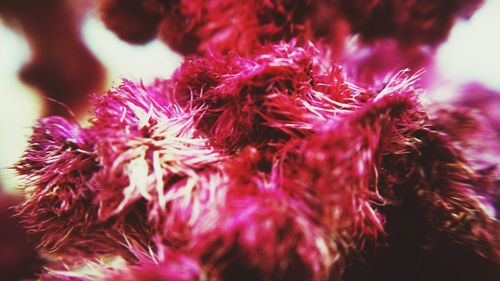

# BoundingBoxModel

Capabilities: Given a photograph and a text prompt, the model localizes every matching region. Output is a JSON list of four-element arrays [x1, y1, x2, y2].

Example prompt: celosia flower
[[89, 79, 222, 220], [15, 116, 150, 261], [16, 41, 499, 281], [16, 116, 99, 252], [378, 111, 498, 259], [189, 190, 337, 281]]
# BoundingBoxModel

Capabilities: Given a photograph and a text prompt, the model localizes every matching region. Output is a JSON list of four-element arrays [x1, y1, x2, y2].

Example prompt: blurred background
[[0, 1, 184, 193], [0, 1, 499, 194]]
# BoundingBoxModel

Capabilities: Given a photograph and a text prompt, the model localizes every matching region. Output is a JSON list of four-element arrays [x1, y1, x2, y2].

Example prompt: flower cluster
[[16, 41, 499, 280], [97, 0, 486, 88]]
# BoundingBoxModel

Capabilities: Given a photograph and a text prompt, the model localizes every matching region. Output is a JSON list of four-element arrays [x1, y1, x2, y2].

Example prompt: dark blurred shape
[[0, 192, 45, 281], [343, 205, 500, 281], [337, 0, 484, 46], [0, 0, 105, 117], [99, 0, 163, 44], [97, 0, 484, 56], [435, 84, 500, 214], [98, 0, 310, 55]]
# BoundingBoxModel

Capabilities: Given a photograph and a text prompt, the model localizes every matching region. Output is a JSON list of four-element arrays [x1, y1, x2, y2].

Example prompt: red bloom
[[89, 79, 221, 221], [16, 117, 150, 260], [99, 0, 308, 55], [16, 117, 99, 253], [16, 41, 499, 281], [172, 40, 362, 152]]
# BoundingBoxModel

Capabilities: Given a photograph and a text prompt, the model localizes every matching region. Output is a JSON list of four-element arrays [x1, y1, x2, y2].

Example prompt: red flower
[[16, 41, 498, 280]]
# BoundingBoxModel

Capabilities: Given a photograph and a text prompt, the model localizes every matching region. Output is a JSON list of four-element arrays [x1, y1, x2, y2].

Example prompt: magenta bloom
[[16, 107, 151, 261], [16, 41, 498, 281], [89, 79, 221, 221], [16, 117, 100, 253]]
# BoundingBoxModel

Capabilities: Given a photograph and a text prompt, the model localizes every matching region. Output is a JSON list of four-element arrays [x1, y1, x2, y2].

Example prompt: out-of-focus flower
[[430, 83, 500, 217], [97, 0, 483, 56], [0, 0, 105, 116], [337, 0, 484, 46]]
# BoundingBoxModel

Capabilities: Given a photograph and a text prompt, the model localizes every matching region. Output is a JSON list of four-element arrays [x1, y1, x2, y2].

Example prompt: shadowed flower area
[[98, 0, 484, 55], [0, 192, 45, 281]]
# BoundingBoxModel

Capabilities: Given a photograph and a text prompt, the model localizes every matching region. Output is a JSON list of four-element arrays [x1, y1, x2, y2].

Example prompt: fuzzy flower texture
[[16, 40, 499, 281], [14, 0, 500, 280]]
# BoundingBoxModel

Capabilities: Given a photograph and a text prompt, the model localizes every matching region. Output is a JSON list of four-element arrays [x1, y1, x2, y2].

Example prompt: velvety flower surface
[[95, 0, 487, 116], [16, 41, 499, 281], [15, 116, 150, 261]]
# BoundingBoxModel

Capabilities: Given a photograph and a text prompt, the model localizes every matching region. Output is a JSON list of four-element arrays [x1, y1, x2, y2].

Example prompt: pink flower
[[89, 79, 221, 221], [16, 41, 499, 280], [16, 116, 100, 253]]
